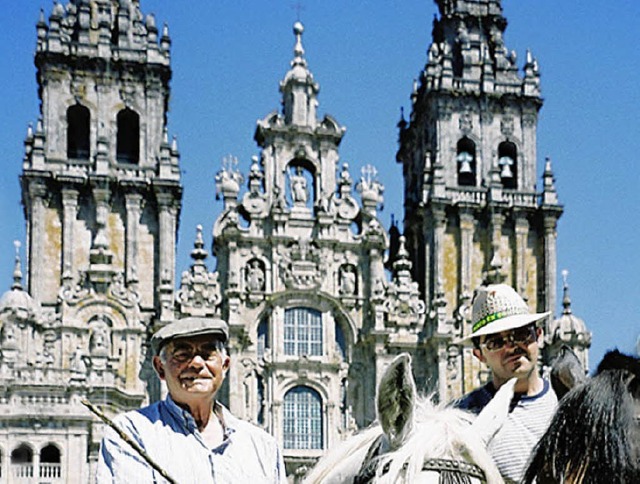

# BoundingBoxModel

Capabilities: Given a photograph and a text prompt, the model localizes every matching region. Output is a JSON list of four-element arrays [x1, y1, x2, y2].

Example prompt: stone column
[[458, 206, 474, 295], [431, 205, 447, 300], [91, 184, 111, 252], [543, 214, 559, 314], [155, 191, 177, 287], [28, 181, 48, 300], [514, 211, 530, 295], [61, 188, 79, 278], [488, 207, 505, 279], [125, 193, 142, 282]]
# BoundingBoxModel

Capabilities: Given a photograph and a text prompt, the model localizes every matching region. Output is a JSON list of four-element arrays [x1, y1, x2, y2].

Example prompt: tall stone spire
[[280, 22, 319, 128], [547, 270, 592, 371]]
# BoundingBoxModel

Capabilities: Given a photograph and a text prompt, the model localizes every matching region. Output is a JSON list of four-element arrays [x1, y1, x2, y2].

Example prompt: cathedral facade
[[0, 0, 590, 482]]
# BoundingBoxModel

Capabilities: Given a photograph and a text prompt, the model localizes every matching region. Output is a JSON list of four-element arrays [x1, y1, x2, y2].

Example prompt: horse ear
[[471, 377, 516, 446], [550, 345, 587, 399], [377, 353, 416, 449]]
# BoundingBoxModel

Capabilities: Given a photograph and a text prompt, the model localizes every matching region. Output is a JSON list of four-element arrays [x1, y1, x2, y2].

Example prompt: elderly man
[[455, 283, 558, 483], [97, 317, 286, 483]]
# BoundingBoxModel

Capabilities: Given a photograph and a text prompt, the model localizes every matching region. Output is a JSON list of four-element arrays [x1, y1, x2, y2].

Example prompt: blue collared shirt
[[97, 396, 287, 483]]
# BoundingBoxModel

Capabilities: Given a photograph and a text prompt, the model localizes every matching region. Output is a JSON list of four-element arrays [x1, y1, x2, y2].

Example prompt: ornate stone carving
[[459, 111, 473, 134], [278, 240, 323, 290], [500, 116, 514, 136], [176, 226, 222, 317], [382, 237, 425, 328], [246, 259, 266, 293]]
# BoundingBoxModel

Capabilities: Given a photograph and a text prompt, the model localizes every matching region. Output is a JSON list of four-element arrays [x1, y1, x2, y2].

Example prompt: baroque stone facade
[[0, 0, 590, 482]]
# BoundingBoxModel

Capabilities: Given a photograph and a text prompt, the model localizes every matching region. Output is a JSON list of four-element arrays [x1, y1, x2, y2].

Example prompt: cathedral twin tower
[[0, 1, 590, 480]]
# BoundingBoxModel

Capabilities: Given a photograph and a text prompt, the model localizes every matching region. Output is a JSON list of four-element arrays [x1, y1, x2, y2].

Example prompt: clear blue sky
[[1, 1, 638, 371]]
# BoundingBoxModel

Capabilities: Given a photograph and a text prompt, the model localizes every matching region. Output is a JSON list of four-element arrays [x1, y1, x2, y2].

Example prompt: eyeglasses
[[168, 343, 222, 363], [480, 325, 537, 352]]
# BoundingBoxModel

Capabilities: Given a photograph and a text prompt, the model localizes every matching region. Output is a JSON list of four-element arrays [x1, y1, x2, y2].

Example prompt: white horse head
[[304, 353, 510, 483]]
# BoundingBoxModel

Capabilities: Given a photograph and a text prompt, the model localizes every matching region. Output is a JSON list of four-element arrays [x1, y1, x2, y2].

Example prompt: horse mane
[[302, 424, 384, 483], [304, 394, 504, 484], [375, 396, 503, 484], [523, 350, 640, 483]]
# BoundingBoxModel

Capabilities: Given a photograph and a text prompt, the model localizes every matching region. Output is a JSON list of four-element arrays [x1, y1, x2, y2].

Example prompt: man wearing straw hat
[[455, 283, 558, 483], [97, 317, 286, 483]]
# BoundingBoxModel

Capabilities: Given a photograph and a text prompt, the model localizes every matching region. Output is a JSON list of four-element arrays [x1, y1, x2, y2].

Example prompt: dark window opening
[[117, 108, 140, 164], [457, 137, 476, 186], [67, 104, 90, 160], [498, 141, 518, 189]]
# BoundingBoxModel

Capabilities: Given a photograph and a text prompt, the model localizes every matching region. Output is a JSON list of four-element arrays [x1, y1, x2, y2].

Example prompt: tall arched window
[[116, 108, 140, 164], [284, 307, 322, 356], [283, 386, 323, 449], [67, 104, 90, 159], [498, 141, 517, 189], [456, 137, 476, 186], [11, 443, 33, 479], [40, 444, 61, 479]]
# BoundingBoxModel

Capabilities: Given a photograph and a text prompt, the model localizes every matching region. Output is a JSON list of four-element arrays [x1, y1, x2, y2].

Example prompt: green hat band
[[472, 306, 528, 332]]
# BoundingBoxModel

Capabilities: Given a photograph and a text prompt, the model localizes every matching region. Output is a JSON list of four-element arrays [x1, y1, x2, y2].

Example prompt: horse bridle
[[354, 435, 487, 483]]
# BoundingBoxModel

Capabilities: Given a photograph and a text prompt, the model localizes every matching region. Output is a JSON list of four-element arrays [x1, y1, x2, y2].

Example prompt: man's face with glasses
[[480, 325, 538, 352], [474, 324, 542, 387]]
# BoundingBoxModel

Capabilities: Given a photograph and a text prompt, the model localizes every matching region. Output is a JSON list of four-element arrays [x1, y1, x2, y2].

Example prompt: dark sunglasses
[[480, 325, 537, 352]]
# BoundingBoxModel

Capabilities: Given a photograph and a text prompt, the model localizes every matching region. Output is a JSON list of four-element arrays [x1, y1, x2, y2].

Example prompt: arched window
[[40, 444, 61, 479], [283, 386, 323, 449], [116, 108, 140, 164], [284, 307, 322, 356], [456, 137, 476, 186], [67, 104, 90, 159], [498, 141, 517, 189], [11, 444, 33, 479]]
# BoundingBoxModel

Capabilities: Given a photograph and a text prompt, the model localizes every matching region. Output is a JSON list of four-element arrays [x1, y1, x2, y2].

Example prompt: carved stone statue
[[289, 166, 308, 205], [339, 265, 356, 296], [89, 316, 110, 356], [246, 260, 265, 292]]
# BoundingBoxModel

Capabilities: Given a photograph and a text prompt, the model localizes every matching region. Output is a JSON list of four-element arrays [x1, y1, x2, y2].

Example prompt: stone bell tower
[[0, 1, 181, 480], [396, 0, 573, 402]]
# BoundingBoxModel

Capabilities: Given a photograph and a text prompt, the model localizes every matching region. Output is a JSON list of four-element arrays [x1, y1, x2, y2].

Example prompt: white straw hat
[[462, 284, 549, 341]]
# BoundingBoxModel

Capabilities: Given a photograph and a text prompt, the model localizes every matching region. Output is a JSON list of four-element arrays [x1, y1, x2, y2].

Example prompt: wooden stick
[[81, 399, 178, 484]]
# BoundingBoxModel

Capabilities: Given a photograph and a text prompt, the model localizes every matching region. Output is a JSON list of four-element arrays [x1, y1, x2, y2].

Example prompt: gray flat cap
[[151, 317, 229, 355]]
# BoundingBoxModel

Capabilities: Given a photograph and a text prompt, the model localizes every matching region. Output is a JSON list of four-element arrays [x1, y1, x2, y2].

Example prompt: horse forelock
[[371, 396, 503, 484], [304, 394, 504, 484]]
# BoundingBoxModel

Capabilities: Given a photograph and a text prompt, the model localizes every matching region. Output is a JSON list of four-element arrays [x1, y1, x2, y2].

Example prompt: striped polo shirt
[[455, 379, 558, 482]]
